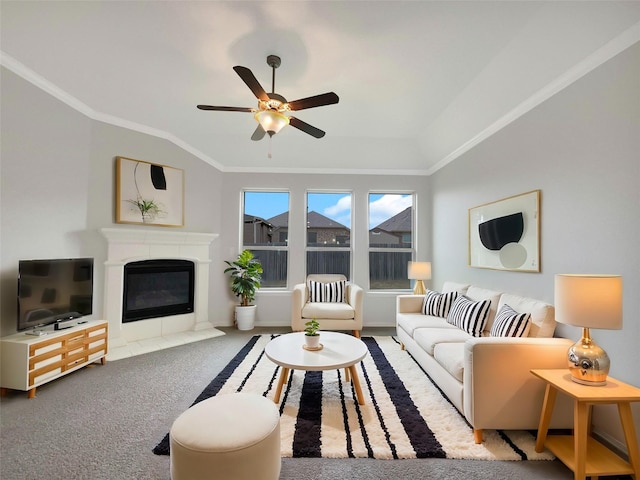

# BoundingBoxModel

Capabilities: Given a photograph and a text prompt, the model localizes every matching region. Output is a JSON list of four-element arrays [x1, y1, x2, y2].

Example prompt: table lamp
[[408, 261, 431, 295], [554, 274, 622, 386]]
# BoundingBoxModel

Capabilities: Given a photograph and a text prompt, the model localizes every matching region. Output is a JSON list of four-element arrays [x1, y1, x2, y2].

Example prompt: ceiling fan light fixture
[[255, 109, 289, 136]]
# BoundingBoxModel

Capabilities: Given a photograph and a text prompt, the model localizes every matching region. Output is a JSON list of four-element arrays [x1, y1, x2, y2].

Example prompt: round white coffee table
[[264, 331, 368, 405]]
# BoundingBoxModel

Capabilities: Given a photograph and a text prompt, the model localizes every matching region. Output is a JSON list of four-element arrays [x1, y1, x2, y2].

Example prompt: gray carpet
[[0, 326, 578, 479]]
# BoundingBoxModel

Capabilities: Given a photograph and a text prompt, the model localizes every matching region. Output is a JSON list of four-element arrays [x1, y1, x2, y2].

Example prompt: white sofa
[[396, 281, 574, 443]]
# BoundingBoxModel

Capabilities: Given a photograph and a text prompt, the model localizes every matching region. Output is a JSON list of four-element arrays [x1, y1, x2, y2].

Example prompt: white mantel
[[101, 228, 219, 350]]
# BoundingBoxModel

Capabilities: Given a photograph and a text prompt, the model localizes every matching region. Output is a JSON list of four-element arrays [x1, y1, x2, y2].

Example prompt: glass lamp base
[[567, 328, 610, 386]]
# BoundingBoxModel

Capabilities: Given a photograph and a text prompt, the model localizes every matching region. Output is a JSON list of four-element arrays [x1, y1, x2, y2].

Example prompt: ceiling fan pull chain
[[268, 136, 273, 159]]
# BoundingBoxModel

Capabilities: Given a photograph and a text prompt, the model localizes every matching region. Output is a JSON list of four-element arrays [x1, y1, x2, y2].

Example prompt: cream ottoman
[[170, 393, 281, 480]]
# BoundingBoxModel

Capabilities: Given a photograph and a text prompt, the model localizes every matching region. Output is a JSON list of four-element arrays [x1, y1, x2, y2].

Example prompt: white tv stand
[[0, 320, 108, 398]]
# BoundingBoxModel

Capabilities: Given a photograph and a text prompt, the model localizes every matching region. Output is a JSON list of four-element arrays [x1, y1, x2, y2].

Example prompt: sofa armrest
[[347, 283, 363, 308], [291, 283, 307, 331], [463, 337, 574, 431], [396, 294, 424, 314], [347, 283, 364, 329]]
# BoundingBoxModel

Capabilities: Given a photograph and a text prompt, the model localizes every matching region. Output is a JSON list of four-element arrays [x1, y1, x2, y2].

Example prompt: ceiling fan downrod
[[267, 55, 280, 94]]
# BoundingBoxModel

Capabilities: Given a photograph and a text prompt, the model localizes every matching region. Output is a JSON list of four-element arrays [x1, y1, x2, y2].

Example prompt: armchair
[[291, 274, 363, 337]]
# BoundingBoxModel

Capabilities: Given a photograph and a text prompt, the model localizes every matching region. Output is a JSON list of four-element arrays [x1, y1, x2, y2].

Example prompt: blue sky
[[244, 192, 412, 229]]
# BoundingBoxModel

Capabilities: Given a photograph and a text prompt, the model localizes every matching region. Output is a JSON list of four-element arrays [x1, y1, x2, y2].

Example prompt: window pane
[[243, 191, 289, 288], [307, 251, 350, 278], [369, 251, 412, 289], [369, 194, 413, 248], [307, 193, 351, 247], [250, 250, 287, 288], [243, 192, 289, 247]]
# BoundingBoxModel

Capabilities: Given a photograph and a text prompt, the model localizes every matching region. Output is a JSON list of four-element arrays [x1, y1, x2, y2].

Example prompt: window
[[306, 192, 352, 278], [243, 191, 289, 287], [368, 193, 414, 289]]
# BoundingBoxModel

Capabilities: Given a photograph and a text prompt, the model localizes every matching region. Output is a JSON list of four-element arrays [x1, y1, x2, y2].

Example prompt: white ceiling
[[2, 1, 640, 175]]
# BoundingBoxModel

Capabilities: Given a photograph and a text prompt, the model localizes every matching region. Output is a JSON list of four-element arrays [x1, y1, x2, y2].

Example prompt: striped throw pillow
[[490, 304, 531, 337], [446, 295, 491, 337], [308, 280, 346, 303], [421, 290, 458, 318]]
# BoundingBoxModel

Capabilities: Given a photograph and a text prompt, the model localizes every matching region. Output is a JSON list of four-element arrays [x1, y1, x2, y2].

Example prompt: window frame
[[367, 191, 416, 291], [241, 189, 291, 289], [305, 190, 354, 280]]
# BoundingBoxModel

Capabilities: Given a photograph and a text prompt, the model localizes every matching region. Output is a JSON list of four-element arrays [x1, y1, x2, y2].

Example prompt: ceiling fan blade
[[233, 66, 269, 102], [251, 125, 266, 141], [197, 105, 254, 113], [288, 92, 339, 111], [289, 116, 326, 138]]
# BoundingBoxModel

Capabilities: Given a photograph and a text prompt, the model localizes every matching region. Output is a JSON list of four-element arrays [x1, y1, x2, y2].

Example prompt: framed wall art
[[116, 156, 184, 227], [468, 190, 540, 272]]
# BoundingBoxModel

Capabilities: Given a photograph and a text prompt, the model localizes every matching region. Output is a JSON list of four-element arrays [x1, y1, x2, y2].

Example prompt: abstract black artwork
[[468, 191, 540, 272], [478, 212, 524, 251]]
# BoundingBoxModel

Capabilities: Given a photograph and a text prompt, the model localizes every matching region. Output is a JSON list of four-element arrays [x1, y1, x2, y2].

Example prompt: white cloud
[[324, 196, 351, 218], [369, 194, 412, 228], [323, 196, 352, 227]]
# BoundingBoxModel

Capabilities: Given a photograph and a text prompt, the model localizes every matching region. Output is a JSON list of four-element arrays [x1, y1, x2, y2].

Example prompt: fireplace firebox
[[122, 259, 195, 323]]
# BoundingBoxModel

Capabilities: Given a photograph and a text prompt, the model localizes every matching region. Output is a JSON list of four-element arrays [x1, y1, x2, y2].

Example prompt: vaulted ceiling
[[2, 1, 639, 175]]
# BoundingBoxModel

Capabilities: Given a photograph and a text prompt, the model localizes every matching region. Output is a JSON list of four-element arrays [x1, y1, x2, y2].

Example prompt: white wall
[[0, 67, 224, 335], [217, 172, 430, 328], [430, 42, 640, 452]]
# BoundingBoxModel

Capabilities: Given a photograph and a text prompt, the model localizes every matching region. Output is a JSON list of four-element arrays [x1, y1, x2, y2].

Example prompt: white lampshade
[[407, 261, 432, 280], [554, 274, 622, 329], [255, 110, 289, 136]]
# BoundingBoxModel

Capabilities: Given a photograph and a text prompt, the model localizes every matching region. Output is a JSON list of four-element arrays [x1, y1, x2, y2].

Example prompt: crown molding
[[426, 21, 640, 176], [4, 18, 639, 178], [0, 51, 226, 172]]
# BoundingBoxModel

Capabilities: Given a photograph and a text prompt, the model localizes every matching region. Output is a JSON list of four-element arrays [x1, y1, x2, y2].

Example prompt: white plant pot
[[305, 334, 321, 349], [235, 305, 256, 330]]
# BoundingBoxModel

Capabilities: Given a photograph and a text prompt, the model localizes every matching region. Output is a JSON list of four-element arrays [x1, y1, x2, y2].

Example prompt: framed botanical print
[[116, 156, 184, 227]]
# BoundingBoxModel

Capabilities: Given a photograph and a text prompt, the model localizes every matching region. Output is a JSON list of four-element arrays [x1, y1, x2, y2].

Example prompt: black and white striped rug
[[153, 335, 553, 460]]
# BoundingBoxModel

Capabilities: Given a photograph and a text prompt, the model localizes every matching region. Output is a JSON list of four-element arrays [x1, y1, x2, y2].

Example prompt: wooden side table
[[531, 368, 640, 480]]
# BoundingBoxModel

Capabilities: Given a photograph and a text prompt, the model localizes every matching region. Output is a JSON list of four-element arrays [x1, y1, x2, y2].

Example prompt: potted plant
[[304, 318, 321, 349], [224, 249, 263, 330], [126, 196, 164, 223]]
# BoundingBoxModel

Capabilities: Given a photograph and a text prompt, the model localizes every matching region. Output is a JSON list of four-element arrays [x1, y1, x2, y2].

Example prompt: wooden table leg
[[536, 384, 558, 453], [348, 364, 365, 405], [574, 400, 589, 480], [273, 367, 290, 404], [344, 367, 351, 383], [618, 402, 640, 479]]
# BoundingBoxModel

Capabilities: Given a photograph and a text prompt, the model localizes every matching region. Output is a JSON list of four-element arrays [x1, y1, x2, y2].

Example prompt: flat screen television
[[17, 257, 94, 332]]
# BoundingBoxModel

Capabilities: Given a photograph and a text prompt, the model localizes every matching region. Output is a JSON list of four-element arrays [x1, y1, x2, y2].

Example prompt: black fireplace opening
[[122, 259, 195, 323]]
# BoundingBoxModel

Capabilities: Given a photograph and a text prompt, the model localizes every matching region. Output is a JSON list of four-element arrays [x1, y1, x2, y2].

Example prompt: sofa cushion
[[442, 281, 470, 295], [308, 280, 345, 303], [433, 342, 465, 382], [421, 290, 458, 317], [490, 304, 532, 337], [397, 314, 456, 337], [302, 301, 354, 320], [413, 327, 472, 355], [465, 286, 503, 333], [497, 293, 556, 338], [446, 296, 491, 337]]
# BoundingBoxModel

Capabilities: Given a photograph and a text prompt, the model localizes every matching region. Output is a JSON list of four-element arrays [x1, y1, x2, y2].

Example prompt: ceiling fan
[[197, 55, 339, 140]]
